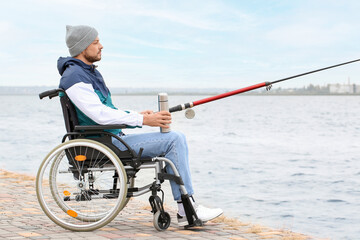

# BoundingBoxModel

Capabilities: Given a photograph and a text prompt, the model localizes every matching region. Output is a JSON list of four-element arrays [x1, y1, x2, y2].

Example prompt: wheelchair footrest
[[184, 219, 203, 228], [181, 194, 201, 227]]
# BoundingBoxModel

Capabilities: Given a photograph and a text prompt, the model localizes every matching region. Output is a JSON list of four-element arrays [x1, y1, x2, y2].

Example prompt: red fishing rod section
[[169, 82, 271, 112], [169, 58, 360, 113], [193, 82, 270, 107]]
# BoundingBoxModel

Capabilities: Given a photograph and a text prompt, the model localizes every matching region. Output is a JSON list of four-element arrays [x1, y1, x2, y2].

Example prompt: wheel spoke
[[36, 139, 128, 231]]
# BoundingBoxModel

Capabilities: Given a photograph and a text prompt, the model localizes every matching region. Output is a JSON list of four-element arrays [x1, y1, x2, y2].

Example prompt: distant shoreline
[[1, 92, 359, 96], [1, 86, 359, 96]]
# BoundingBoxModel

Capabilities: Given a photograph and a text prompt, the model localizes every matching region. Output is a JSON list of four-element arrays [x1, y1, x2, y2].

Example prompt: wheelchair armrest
[[74, 124, 128, 131], [39, 88, 64, 99]]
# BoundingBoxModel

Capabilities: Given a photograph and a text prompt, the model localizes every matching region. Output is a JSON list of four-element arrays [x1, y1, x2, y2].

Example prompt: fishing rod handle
[[169, 102, 194, 113]]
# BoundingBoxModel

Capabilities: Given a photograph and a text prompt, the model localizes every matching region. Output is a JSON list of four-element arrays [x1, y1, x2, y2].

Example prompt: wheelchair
[[36, 89, 202, 231]]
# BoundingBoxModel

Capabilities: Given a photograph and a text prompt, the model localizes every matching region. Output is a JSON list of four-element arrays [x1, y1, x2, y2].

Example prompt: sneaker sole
[[178, 221, 188, 227], [199, 212, 223, 222], [178, 212, 223, 227]]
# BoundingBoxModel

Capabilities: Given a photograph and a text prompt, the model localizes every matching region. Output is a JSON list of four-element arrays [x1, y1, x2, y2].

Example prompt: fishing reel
[[185, 108, 195, 119]]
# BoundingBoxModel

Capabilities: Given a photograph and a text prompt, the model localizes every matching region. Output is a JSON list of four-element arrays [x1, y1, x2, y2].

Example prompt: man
[[58, 25, 223, 226]]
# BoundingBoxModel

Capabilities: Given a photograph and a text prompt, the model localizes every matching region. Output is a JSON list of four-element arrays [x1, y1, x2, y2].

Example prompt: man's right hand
[[142, 111, 172, 128]]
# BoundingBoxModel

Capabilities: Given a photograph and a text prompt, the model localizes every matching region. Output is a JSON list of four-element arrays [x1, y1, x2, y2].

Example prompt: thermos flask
[[158, 93, 170, 133]]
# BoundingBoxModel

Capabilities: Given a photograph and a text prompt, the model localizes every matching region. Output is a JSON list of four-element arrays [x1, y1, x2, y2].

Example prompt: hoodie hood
[[58, 56, 109, 98], [57, 57, 96, 76]]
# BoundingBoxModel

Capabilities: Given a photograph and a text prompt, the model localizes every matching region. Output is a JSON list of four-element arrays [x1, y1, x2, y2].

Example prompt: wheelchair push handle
[[39, 88, 64, 99]]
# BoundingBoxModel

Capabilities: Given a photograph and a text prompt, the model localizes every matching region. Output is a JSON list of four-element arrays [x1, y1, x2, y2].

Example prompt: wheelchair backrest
[[59, 91, 79, 136], [40, 88, 135, 160]]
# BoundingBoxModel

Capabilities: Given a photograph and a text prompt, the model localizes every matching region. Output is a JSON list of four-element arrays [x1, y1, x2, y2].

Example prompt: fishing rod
[[169, 58, 360, 116]]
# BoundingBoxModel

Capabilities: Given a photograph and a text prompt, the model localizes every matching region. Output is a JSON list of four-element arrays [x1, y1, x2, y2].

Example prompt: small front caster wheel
[[153, 211, 171, 231]]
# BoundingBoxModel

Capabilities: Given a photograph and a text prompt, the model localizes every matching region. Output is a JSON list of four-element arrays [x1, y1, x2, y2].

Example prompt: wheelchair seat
[[36, 88, 202, 232]]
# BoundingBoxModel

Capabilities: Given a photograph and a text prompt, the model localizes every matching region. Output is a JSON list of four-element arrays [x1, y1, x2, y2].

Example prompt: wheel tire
[[153, 211, 171, 231], [36, 139, 128, 231]]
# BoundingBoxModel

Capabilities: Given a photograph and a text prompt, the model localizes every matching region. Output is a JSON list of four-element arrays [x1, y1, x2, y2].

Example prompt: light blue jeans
[[112, 131, 194, 201]]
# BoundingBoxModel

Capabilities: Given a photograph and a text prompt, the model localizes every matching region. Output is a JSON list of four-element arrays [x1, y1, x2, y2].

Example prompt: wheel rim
[[36, 139, 128, 231], [154, 211, 171, 231]]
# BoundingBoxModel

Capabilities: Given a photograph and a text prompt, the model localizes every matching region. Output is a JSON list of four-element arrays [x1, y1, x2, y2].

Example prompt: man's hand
[[142, 111, 171, 128], [140, 110, 154, 115]]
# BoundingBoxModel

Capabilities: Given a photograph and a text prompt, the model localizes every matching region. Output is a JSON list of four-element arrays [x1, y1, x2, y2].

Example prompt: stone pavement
[[0, 169, 312, 240]]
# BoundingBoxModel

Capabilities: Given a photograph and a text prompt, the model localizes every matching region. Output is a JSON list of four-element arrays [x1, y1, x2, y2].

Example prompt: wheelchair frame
[[36, 88, 202, 231]]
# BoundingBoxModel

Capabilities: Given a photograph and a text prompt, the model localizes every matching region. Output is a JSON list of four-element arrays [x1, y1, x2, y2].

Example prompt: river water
[[0, 94, 359, 239]]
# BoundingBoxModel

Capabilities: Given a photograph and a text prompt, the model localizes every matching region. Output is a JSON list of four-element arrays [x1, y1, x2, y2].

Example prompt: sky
[[1, 0, 360, 89]]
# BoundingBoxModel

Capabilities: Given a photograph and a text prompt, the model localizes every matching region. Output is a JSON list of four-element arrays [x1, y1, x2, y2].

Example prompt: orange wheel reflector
[[67, 210, 78, 218], [75, 155, 86, 161], [63, 191, 71, 196]]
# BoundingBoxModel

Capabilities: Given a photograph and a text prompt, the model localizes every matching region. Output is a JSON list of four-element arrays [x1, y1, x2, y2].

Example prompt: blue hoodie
[[57, 57, 142, 134], [58, 57, 111, 102]]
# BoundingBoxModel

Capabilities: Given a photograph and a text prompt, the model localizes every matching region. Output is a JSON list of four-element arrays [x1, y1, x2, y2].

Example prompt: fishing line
[[169, 58, 360, 117]]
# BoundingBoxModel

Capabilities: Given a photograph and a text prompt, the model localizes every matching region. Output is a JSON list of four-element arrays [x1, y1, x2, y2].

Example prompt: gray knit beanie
[[66, 25, 98, 57]]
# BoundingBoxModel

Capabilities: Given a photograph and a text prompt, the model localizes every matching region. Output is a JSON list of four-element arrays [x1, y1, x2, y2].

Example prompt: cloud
[[127, 8, 248, 32], [105, 53, 147, 59], [1, 0, 360, 88], [120, 35, 187, 51], [262, 1, 360, 49], [0, 21, 12, 32], [0, 21, 23, 43], [101, 1, 256, 32], [266, 22, 352, 47]]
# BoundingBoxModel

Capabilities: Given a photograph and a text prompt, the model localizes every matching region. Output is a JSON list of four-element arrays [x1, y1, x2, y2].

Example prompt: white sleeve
[[65, 82, 143, 127]]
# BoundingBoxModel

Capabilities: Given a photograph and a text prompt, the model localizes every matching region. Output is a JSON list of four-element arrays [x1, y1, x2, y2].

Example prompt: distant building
[[328, 83, 360, 94]]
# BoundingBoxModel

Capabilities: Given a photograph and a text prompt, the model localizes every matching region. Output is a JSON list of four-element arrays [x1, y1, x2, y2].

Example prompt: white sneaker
[[195, 204, 223, 222], [177, 205, 223, 226]]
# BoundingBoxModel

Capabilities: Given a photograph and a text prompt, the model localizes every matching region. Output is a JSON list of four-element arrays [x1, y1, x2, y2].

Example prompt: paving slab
[[0, 169, 313, 240]]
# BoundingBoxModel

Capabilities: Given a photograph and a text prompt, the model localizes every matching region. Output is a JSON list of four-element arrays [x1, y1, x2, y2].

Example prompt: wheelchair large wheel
[[36, 139, 128, 231]]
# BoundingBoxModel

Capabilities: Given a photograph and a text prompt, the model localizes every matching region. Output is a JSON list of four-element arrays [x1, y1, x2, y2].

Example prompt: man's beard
[[84, 51, 101, 63]]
